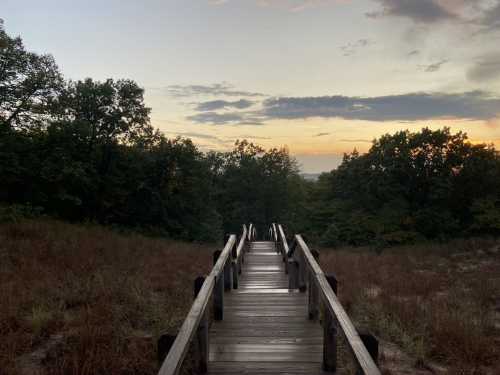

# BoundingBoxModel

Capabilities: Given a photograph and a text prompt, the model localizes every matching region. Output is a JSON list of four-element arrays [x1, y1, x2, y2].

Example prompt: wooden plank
[[209, 352, 322, 362], [223, 311, 308, 317], [213, 327, 322, 334], [239, 279, 288, 282], [210, 337, 323, 345], [235, 285, 289, 289], [210, 344, 323, 353], [229, 288, 298, 294], [237, 283, 289, 286], [237, 284, 289, 288], [224, 297, 305, 301], [213, 320, 316, 326], [247, 252, 277, 256], [210, 328, 323, 337], [222, 306, 306, 311], [244, 266, 283, 270], [209, 362, 326, 374], [224, 298, 306, 304], [238, 280, 289, 283]]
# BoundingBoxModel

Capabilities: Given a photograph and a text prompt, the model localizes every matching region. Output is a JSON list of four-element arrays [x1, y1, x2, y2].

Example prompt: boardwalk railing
[[158, 224, 255, 375], [271, 223, 381, 375]]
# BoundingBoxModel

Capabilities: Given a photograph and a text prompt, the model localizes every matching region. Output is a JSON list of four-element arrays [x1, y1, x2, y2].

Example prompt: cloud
[[339, 139, 373, 143], [367, 0, 500, 33], [236, 134, 272, 140], [211, 0, 344, 12], [261, 91, 500, 122], [195, 99, 254, 111], [187, 111, 263, 125], [165, 131, 222, 141], [340, 39, 374, 57], [164, 83, 264, 98], [467, 53, 500, 82], [477, 1, 500, 32], [419, 59, 449, 72], [314, 132, 331, 137], [367, 0, 458, 23]]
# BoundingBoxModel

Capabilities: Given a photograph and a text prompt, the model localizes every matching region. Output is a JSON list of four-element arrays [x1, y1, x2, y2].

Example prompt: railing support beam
[[323, 274, 338, 372], [232, 260, 239, 289], [213, 250, 224, 321], [194, 277, 209, 373], [288, 259, 300, 289], [224, 258, 232, 291], [308, 249, 320, 320]]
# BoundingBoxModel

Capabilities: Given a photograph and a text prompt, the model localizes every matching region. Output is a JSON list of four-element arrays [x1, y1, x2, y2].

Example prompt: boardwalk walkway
[[208, 241, 324, 374], [158, 224, 380, 375]]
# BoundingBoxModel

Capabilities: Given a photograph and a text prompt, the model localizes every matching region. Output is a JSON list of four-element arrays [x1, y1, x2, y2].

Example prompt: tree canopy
[[1, 22, 499, 245], [308, 128, 500, 246]]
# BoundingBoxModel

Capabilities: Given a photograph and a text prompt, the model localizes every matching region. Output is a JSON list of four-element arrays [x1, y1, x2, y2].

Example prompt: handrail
[[236, 224, 247, 261], [277, 224, 289, 256], [248, 223, 254, 241], [158, 234, 237, 375], [271, 223, 278, 243], [294, 234, 381, 375]]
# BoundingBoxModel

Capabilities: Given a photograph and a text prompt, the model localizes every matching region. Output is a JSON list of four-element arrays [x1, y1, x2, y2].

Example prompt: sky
[[3, 0, 500, 172]]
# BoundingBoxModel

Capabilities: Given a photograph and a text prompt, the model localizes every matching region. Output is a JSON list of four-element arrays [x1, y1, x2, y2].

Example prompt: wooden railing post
[[194, 277, 209, 373], [232, 259, 238, 289], [298, 252, 307, 292], [308, 249, 320, 320], [222, 235, 233, 291], [323, 274, 338, 372], [276, 224, 288, 274], [231, 238, 239, 289], [288, 259, 299, 289], [213, 250, 224, 321], [224, 257, 232, 291]]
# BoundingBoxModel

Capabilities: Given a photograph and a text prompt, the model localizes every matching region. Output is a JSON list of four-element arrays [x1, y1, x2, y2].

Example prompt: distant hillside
[[301, 173, 321, 181]]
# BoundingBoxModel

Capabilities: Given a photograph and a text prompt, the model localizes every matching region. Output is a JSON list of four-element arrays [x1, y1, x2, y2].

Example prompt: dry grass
[[320, 239, 500, 375], [0, 219, 213, 375]]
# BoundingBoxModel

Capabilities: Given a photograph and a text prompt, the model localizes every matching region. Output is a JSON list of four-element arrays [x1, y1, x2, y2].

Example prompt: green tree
[[311, 128, 500, 246], [213, 140, 301, 236], [57, 78, 153, 152], [0, 21, 63, 130]]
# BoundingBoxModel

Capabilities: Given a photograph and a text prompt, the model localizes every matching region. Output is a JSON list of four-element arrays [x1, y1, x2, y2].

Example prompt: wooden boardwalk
[[208, 241, 324, 374], [158, 224, 381, 375]]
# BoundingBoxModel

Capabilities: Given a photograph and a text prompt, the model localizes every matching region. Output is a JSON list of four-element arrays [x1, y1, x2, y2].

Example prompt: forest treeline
[[1, 22, 500, 246]]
